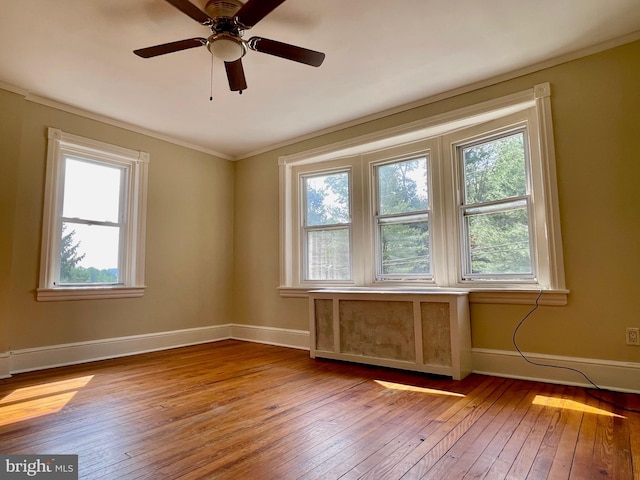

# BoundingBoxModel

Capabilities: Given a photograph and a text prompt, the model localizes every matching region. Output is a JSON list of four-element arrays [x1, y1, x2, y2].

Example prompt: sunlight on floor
[[0, 375, 94, 426], [375, 380, 465, 397], [532, 394, 625, 418]]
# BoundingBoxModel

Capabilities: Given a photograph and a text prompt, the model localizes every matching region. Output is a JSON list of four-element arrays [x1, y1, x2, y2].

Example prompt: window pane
[[380, 221, 430, 275], [465, 208, 532, 275], [306, 228, 350, 280], [305, 172, 349, 226], [59, 222, 120, 284], [378, 157, 428, 215], [462, 132, 526, 204], [63, 157, 123, 222]]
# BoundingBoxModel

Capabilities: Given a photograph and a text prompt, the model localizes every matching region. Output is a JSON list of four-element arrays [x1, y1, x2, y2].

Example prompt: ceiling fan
[[134, 0, 326, 94]]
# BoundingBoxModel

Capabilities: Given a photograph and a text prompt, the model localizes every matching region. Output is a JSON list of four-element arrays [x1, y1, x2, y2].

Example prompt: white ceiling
[[1, 1, 639, 159]]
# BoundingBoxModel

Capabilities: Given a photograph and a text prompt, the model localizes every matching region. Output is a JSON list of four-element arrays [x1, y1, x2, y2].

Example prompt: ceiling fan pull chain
[[210, 51, 214, 101]]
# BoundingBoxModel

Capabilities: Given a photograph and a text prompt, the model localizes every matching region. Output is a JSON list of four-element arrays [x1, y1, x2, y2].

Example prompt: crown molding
[[236, 30, 640, 160], [25, 94, 233, 160], [0, 84, 233, 161], [2, 30, 639, 162], [0, 80, 29, 96]]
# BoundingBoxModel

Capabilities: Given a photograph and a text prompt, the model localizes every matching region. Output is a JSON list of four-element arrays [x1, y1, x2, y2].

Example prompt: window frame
[[372, 154, 433, 282], [279, 83, 567, 304], [439, 109, 558, 290], [301, 168, 353, 282], [456, 127, 535, 282], [38, 128, 149, 301], [58, 156, 127, 286]]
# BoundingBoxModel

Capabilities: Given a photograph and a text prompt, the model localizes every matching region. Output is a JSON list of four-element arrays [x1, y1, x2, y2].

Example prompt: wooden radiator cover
[[309, 290, 471, 380]]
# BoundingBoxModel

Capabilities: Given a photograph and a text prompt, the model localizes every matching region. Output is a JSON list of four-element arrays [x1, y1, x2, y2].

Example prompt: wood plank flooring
[[0, 340, 638, 479]]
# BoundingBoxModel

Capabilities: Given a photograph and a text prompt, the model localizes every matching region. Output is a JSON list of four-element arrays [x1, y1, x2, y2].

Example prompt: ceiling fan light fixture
[[208, 34, 247, 62]]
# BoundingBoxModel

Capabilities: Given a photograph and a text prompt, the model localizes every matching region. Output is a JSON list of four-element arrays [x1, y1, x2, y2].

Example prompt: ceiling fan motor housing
[[204, 0, 244, 19], [203, 0, 247, 61]]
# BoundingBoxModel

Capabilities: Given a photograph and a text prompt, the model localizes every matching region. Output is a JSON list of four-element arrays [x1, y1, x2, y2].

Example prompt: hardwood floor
[[0, 340, 638, 479]]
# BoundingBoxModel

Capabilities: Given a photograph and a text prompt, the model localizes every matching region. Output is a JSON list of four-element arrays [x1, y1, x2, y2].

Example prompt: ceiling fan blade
[[248, 37, 325, 67], [134, 38, 207, 58], [164, 0, 212, 24], [235, 0, 286, 28], [225, 59, 248, 92]]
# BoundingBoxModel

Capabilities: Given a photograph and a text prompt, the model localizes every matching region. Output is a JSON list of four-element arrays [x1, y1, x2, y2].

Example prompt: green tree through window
[[59, 224, 118, 284], [304, 172, 351, 280], [461, 132, 532, 276], [376, 157, 430, 277]]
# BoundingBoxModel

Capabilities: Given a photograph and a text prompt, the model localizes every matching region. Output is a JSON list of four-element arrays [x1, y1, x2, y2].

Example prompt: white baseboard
[[234, 327, 639, 394], [0, 352, 10, 379], [4, 325, 638, 394], [230, 324, 310, 350], [2, 324, 307, 377], [8, 324, 232, 375], [472, 348, 640, 394]]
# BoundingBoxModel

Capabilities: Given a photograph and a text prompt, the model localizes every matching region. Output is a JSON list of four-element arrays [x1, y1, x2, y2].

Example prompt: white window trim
[[279, 83, 567, 305], [439, 113, 544, 288], [37, 128, 149, 301]]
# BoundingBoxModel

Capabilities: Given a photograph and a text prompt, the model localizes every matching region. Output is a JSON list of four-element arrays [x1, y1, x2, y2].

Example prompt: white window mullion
[[432, 137, 458, 287], [118, 162, 129, 285], [350, 158, 367, 285]]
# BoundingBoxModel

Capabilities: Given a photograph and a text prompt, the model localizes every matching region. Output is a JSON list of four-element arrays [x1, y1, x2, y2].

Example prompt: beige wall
[[0, 89, 24, 354], [2, 39, 639, 367], [0, 94, 234, 351], [233, 40, 640, 364]]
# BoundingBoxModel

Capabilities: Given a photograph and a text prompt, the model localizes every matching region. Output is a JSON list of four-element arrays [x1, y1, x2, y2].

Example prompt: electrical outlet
[[626, 327, 640, 346]]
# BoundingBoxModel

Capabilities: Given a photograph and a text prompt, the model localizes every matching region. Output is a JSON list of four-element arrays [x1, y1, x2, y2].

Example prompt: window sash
[[459, 130, 528, 205], [375, 157, 429, 216], [54, 156, 130, 286], [57, 221, 123, 286], [302, 170, 351, 228], [303, 225, 352, 281], [61, 156, 126, 223], [376, 216, 432, 280], [61, 156, 128, 279], [301, 169, 353, 282], [373, 154, 432, 281], [457, 127, 536, 281], [460, 199, 535, 280]]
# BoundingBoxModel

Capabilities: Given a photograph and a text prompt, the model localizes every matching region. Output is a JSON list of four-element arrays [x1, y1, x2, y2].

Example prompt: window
[[280, 84, 566, 302], [374, 156, 431, 280], [458, 130, 533, 280], [38, 128, 149, 301], [302, 170, 352, 281]]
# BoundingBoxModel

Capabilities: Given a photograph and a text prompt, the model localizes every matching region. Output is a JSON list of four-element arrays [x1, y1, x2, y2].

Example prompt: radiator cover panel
[[310, 290, 471, 380]]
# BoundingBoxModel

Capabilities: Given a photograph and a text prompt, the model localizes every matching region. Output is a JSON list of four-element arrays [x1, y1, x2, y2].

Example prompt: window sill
[[36, 286, 146, 302], [278, 286, 568, 305]]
